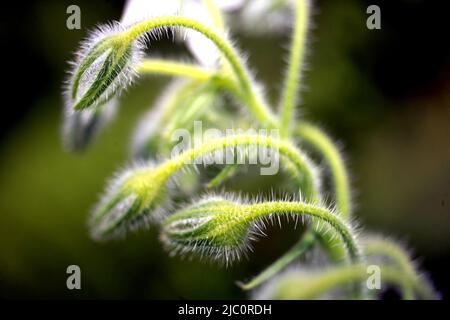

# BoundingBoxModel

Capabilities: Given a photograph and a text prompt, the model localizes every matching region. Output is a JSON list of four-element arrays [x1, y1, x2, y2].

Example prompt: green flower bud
[[161, 196, 255, 264], [62, 97, 117, 152], [161, 195, 361, 265], [65, 23, 144, 111], [90, 163, 167, 240]]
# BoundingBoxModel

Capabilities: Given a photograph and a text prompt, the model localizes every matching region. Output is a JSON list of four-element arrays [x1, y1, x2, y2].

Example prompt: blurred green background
[[1, 0, 449, 299]]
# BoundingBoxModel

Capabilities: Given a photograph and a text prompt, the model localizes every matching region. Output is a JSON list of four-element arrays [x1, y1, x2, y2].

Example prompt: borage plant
[[63, 0, 439, 299]]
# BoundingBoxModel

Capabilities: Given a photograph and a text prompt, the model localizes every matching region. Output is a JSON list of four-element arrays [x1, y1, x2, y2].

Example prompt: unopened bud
[[161, 196, 252, 264], [65, 23, 143, 111], [90, 164, 167, 240]]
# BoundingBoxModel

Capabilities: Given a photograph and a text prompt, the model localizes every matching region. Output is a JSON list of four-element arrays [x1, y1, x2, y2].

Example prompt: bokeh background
[[1, 0, 449, 299]]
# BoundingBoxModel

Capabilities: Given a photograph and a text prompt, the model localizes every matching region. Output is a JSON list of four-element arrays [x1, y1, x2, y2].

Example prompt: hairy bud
[[65, 23, 143, 111], [162, 194, 361, 265], [161, 196, 253, 264], [90, 164, 167, 240], [62, 97, 117, 151]]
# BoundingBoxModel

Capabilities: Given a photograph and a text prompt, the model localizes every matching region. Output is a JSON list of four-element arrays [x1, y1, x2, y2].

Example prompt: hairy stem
[[136, 59, 240, 97], [203, 0, 225, 31], [137, 59, 214, 82], [246, 122, 353, 290], [202, 0, 234, 76], [269, 264, 437, 300], [279, 0, 310, 137], [159, 134, 320, 202], [296, 122, 352, 218], [207, 163, 240, 189], [136, 62, 351, 218], [163, 198, 360, 269], [363, 236, 425, 300], [240, 231, 316, 290], [127, 15, 352, 291], [243, 201, 360, 262], [123, 16, 277, 126]]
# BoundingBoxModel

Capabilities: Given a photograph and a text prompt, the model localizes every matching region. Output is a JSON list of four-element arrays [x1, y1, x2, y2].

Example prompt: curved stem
[[245, 122, 353, 289], [136, 63, 351, 220], [279, 0, 310, 137], [158, 134, 321, 202], [207, 163, 240, 189], [136, 59, 215, 81], [165, 199, 360, 264], [202, 0, 233, 76], [363, 236, 424, 300], [127, 16, 352, 290], [137, 60, 353, 286], [296, 122, 352, 218], [136, 59, 240, 97], [269, 264, 438, 300], [246, 202, 360, 262], [203, 0, 225, 31], [240, 231, 316, 290], [123, 16, 277, 126], [137, 63, 351, 219], [136, 60, 336, 275]]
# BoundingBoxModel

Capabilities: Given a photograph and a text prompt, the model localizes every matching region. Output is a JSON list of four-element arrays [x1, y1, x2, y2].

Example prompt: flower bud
[[161, 196, 253, 263], [65, 23, 143, 111], [90, 164, 167, 240], [62, 97, 117, 152]]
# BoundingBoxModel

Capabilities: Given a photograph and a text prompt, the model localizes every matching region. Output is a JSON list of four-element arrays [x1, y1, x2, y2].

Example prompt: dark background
[[1, 0, 449, 299]]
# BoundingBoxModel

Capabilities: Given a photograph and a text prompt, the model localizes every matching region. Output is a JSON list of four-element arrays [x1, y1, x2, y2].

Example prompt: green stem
[[279, 0, 310, 137], [136, 62, 351, 219], [363, 236, 423, 300], [159, 134, 320, 202], [296, 122, 352, 218], [207, 163, 240, 189], [136, 63, 351, 220], [137, 59, 353, 286], [136, 59, 240, 98], [123, 16, 277, 126], [203, 0, 225, 31], [252, 122, 352, 289], [245, 122, 353, 290], [136, 60, 333, 277], [127, 15, 351, 290], [270, 264, 438, 300], [202, 0, 234, 76], [163, 198, 360, 270], [245, 202, 360, 263], [240, 231, 316, 290], [137, 59, 214, 81]]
